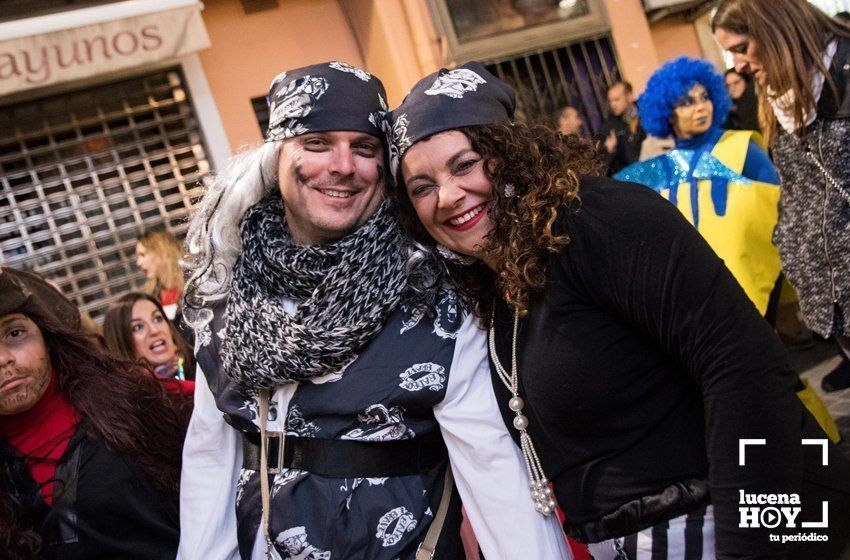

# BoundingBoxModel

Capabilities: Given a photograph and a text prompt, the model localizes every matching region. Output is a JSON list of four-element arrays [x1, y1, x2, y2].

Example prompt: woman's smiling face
[[401, 130, 494, 261]]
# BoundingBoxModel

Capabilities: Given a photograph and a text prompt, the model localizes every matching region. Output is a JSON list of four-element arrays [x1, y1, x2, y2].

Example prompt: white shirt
[[769, 40, 839, 134], [178, 307, 571, 560]]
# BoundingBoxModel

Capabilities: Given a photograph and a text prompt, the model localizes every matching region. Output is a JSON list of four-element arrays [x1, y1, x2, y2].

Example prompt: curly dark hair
[[393, 121, 603, 320], [0, 315, 192, 556]]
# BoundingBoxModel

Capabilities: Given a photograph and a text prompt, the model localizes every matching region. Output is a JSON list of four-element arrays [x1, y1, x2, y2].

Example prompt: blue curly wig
[[637, 56, 731, 138]]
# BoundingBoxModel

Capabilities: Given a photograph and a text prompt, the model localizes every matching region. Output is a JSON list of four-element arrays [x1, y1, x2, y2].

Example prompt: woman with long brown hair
[[713, 0, 850, 392], [391, 62, 850, 559], [135, 230, 193, 343], [0, 267, 192, 559], [104, 292, 196, 390]]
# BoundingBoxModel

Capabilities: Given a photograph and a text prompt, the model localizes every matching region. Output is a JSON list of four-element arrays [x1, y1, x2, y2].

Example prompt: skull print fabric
[[389, 61, 516, 165], [263, 61, 389, 146], [195, 289, 463, 559]]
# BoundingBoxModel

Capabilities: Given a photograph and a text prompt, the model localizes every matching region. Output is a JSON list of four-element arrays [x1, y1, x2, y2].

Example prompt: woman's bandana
[[389, 61, 516, 172]]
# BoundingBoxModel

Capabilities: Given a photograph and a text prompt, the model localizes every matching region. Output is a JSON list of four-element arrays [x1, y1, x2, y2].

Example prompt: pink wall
[[340, 0, 429, 107], [650, 14, 704, 65], [198, 0, 711, 149], [603, 0, 659, 94], [198, 0, 364, 148]]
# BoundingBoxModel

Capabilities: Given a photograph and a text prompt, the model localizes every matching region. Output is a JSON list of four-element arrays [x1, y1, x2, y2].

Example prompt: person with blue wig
[[617, 57, 841, 443], [616, 56, 781, 315]]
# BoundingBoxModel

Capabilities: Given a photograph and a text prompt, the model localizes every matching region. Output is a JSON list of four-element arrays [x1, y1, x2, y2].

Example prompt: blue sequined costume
[[615, 127, 781, 314]]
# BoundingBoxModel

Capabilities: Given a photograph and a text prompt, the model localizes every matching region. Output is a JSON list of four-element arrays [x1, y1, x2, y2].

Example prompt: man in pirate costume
[[177, 62, 569, 560]]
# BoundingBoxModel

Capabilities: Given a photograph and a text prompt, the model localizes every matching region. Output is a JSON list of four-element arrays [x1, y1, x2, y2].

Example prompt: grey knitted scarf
[[221, 193, 408, 389]]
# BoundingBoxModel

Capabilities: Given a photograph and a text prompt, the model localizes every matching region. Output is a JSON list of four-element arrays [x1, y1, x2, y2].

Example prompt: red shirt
[[159, 288, 180, 308], [0, 374, 78, 505]]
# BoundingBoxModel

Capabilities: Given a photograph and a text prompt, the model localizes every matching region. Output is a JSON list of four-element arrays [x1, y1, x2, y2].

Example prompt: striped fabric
[[587, 506, 714, 560]]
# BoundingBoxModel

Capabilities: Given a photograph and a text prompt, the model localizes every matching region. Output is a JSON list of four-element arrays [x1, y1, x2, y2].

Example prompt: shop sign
[[0, 5, 210, 96]]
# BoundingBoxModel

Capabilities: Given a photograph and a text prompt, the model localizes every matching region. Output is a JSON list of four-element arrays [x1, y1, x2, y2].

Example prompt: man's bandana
[[265, 61, 390, 152]]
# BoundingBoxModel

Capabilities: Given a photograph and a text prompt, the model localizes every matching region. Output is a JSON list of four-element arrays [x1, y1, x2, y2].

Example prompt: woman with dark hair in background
[[104, 292, 196, 392], [0, 267, 191, 559], [723, 68, 761, 131], [714, 0, 850, 392], [390, 62, 850, 559], [135, 230, 193, 343]]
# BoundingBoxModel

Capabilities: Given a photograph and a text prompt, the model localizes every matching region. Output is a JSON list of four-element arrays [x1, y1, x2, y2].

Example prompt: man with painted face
[[177, 62, 570, 560], [0, 267, 191, 559]]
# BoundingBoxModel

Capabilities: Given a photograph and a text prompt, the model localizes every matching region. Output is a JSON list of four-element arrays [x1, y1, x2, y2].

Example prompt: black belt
[[241, 431, 448, 478]]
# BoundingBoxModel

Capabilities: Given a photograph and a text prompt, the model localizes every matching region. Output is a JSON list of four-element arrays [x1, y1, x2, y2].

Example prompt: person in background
[[0, 267, 191, 559], [615, 57, 780, 315], [104, 292, 196, 392], [391, 60, 850, 560], [615, 56, 839, 442], [556, 105, 586, 138], [714, 0, 850, 392], [723, 68, 761, 131], [595, 81, 646, 174], [135, 230, 192, 342]]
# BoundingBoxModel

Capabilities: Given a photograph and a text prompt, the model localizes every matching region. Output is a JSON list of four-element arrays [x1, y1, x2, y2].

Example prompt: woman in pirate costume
[[177, 62, 569, 560], [390, 62, 850, 559], [0, 267, 191, 559]]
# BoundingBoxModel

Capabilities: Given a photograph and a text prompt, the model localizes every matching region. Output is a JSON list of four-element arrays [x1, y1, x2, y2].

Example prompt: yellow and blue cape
[[615, 128, 781, 315]]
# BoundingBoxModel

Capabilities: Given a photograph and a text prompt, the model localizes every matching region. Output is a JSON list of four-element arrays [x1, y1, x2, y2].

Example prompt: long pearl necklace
[[488, 311, 556, 516]]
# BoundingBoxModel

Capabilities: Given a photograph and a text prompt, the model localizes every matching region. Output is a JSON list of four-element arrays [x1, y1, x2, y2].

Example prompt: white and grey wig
[[183, 141, 282, 318]]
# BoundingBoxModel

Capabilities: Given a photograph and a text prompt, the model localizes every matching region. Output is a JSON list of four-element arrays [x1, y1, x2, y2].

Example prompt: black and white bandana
[[265, 61, 390, 151], [390, 61, 516, 167]]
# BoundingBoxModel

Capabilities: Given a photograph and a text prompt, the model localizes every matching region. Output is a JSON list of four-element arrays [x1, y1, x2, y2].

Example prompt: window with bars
[[251, 95, 270, 139], [427, 0, 609, 63], [484, 35, 620, 134], [0, 67, 210, 323]]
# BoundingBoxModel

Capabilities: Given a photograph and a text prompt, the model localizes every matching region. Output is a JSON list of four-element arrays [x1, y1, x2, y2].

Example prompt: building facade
[[2, 0, 822, 321]]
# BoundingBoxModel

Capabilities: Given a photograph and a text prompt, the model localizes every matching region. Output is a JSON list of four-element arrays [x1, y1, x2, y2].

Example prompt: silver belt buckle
[[264, 431, 284, 475], [415, 542, 435, 560]]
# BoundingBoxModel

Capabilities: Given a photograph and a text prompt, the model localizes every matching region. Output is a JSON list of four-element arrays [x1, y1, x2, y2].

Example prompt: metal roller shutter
[[0, 67, 210, 323], [484, 36, 621, 134]]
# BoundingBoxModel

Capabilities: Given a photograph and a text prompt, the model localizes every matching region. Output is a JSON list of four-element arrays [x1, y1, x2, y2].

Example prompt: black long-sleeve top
[[489, 176, 850, 557], [595, 115, 645, 175], [1, 429, 179, 559]]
